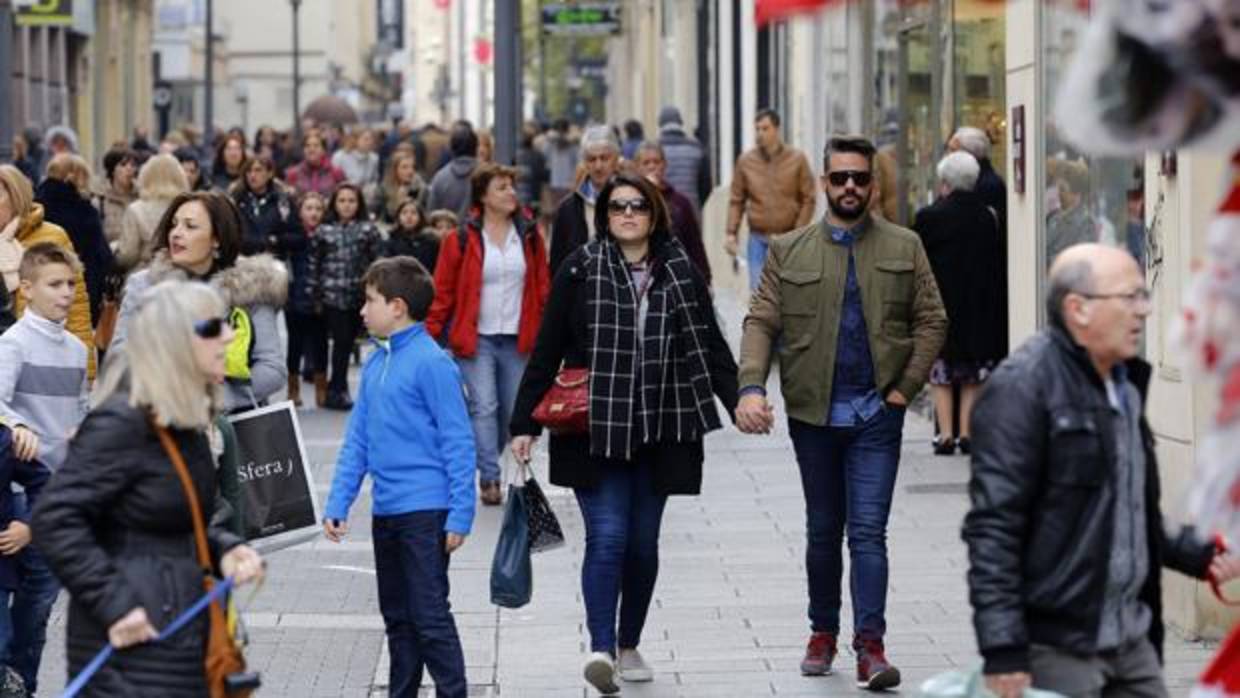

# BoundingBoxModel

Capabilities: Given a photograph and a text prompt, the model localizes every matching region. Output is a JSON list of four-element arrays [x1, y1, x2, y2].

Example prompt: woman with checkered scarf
[[510, 172, 739, 695]]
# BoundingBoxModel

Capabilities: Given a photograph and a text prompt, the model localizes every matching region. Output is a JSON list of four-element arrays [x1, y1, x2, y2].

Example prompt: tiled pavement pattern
[[37, 292, 1218, 696]]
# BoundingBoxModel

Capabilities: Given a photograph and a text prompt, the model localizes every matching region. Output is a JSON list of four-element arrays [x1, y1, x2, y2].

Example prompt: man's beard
[[828, 189, 872, 221]]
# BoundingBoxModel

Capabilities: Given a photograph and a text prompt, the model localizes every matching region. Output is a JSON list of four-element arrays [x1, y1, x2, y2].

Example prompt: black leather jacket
[[963, 325, 1214, 674]]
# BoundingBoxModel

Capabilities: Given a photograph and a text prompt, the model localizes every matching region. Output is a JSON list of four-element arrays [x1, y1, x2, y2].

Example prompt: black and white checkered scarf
[[585, 238, 721, 460]]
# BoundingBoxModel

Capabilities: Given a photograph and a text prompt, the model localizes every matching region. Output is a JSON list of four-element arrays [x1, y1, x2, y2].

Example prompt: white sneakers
[[584, 648, 656, 694], [617, 649, 654, 682], [584, 652, 620, 695]]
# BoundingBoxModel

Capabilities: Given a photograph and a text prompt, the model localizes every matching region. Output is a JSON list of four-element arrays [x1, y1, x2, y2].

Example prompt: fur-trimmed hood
[[144, 250, 289, 309]]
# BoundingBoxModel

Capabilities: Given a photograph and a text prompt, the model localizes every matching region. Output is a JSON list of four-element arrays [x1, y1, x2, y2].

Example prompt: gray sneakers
[[584, 652, 620, 695], [617, 649, 654, 682]]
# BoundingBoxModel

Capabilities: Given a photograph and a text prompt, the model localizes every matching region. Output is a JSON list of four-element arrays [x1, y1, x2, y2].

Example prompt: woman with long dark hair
[[306, 183, 381, 409], [509, 173, 737, 694]]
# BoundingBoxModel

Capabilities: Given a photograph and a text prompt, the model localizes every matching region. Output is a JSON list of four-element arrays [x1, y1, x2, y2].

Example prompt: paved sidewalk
[[37, 291, 1218, 696]]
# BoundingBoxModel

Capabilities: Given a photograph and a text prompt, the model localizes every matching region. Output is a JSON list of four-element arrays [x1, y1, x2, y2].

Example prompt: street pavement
[[38, 291, 1218, 697]]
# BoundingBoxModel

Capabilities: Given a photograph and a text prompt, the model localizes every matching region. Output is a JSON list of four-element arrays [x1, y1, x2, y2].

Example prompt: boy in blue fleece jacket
[[323, 256, 475, 698]]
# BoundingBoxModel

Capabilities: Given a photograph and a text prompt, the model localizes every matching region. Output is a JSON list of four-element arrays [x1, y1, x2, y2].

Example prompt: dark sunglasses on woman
[[193, 316, 230, 339], [607, 198, 652, 216]]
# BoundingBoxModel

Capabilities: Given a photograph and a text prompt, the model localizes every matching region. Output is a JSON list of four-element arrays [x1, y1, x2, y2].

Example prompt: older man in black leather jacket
[[964, 244, 1240, 698]]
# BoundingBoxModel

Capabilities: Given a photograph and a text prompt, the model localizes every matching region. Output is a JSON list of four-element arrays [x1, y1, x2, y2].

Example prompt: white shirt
[[477, 223, 526, 335]]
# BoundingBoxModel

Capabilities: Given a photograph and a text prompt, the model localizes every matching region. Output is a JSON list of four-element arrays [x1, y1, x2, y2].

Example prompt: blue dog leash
[[60, 576, 236, 698]]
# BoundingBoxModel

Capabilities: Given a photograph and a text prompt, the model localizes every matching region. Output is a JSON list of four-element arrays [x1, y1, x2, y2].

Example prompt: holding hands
[[736, 393, 775, 434]]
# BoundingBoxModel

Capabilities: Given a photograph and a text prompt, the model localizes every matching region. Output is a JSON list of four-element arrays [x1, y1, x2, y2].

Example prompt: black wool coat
[[913, 190, 1008, 363], [35, 178, 115, 323], [510, 242, 739, 495], [33, 392, 243, 697]]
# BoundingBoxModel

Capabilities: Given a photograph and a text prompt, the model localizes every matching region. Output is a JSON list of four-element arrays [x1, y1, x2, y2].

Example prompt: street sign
[[153, 83, 173, 109], [541, 2, 621, 36], [15, 0, 72, 26]]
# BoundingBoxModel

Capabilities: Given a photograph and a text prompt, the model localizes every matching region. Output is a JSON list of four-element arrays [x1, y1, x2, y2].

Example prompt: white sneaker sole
[[618, 667, 654, 683], [584, 656, 621, 695]]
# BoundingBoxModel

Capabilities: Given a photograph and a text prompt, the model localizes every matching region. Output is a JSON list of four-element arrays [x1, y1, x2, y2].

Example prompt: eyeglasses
[[827, 170, 873, 188], [193, 316, 230, 339], [1080, 288, 1152, 306], [607, 198, 652, 216]]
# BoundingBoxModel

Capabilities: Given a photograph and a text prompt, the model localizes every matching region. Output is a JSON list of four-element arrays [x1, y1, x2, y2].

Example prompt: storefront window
[[1041, 4, 1146, 276], [866, 0, 1006, 227]]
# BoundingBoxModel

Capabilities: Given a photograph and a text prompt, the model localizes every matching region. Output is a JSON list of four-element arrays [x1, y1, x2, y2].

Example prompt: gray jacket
[[112, 252, 289, 412], [658, 125, 709, 209], [428, 156, 478, 219]]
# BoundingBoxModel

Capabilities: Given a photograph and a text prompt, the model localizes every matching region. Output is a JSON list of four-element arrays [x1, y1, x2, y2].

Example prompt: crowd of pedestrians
[[0, 106, 1233, 698]]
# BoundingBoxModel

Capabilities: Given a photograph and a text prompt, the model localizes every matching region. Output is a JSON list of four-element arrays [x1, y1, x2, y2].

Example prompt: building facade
[[5, 0, 155, 168]]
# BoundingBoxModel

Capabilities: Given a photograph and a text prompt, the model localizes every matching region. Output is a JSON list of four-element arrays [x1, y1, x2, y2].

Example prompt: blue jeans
[[457, 334, 526, 483], [747, 233, 771, 290], [3, 545, 59, 693], [373, 510, 466, 698], [574, 461, 669, 654], [788, 406, 905, 639]]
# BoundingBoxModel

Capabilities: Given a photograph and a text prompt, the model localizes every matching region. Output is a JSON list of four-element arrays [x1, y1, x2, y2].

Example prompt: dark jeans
[[323, 306, 361, 394], [373, 510, 466, 698], [574, 460, 669, 654], [788, 406, 905, 639], [3, 545, 59, 693], [285, 310, 325, 375]]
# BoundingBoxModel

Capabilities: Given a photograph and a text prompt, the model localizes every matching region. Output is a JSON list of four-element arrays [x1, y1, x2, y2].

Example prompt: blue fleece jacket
[[324, 323, 476, 534]]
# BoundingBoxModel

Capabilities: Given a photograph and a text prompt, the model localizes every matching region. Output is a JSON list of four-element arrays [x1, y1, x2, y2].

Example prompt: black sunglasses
[[607, 198, 652, 216], [827, 170, 873, 188], [193, 317, 230, 339]]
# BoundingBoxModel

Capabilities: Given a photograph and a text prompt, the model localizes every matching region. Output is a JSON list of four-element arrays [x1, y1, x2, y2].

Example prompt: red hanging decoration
[[473, 37, 492, 65]]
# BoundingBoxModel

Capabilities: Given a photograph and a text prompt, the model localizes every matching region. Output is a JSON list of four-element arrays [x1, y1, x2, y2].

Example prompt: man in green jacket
[[736, 135, 947, 691]]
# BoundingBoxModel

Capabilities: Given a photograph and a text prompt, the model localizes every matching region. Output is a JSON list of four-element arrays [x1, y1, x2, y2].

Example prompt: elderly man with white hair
[[912, 151, 1008, 456], [949, 126, 1007, 227], [549, 125, 621, 274]]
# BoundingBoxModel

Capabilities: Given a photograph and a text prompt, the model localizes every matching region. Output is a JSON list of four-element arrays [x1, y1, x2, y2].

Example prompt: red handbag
[[532, 367, 589, 435]]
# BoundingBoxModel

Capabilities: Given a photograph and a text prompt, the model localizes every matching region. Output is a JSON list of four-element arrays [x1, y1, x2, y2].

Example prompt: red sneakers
[[854, 636, 901, 690], [799, 632, 838, 676]]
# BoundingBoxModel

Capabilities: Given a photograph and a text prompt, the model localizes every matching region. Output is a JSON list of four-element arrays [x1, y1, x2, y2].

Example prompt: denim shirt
[[826, 224, 882, 426]]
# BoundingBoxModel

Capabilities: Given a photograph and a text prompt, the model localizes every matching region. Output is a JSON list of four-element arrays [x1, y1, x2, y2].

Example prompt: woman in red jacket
[[428, 162, 549, 505]]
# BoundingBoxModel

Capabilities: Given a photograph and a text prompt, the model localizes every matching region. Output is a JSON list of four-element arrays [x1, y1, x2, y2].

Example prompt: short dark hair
[[153, 191, 244, 271], [449, 123, 479, 158], [755, 108, 781, 127], [593, 172, 672, 248], [623, 119, 644, 140], [823, 134, 877, 171], [469, 162, 518, 212], [103, 147, 138, 182], [19, 242, 82, 281], [171, 147, 201, 167], [325, 183, 368, 223], [363, 257, 435, 321]]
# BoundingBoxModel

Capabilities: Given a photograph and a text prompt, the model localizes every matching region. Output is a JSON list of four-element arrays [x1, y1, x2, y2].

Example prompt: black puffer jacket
[[232, 185, 304, 259], [33, 391, 243, 697], [963, 326, 1214, 675]]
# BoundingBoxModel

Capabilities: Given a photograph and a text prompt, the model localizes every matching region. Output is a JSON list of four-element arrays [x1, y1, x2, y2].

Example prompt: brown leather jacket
[[727, 144, 817, 237]]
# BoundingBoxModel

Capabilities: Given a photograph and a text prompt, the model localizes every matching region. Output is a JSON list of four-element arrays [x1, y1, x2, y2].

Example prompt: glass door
[[896, 22, 940, 227]]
